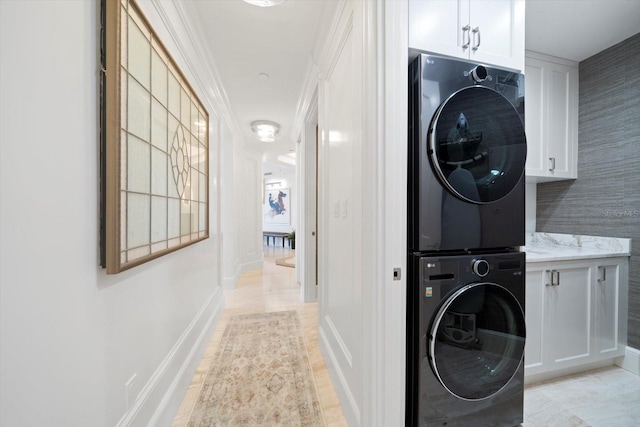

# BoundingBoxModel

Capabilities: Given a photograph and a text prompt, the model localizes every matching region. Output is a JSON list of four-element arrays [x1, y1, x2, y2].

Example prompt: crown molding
[[290, 56, 320, 142]]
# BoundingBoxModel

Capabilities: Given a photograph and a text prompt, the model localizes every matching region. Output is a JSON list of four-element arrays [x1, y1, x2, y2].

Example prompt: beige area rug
[[188, 311, 325, 426], [275, 257, 295, 268]]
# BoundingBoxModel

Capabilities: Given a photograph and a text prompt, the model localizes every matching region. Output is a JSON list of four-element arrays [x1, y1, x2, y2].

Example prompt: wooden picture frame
[[100, 0, 209, 274]]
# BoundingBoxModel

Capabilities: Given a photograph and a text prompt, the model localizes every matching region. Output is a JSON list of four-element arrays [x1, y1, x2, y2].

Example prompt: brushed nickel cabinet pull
[[462, 25, 471, 49], [472, 27, 481, 51], [598, 267, 607, 283], [545, 269, 553, 286]]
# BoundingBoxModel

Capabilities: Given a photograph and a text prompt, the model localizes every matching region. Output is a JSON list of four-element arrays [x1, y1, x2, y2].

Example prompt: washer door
[[429, 86, 526, 204], [428, 282, 526, 400]]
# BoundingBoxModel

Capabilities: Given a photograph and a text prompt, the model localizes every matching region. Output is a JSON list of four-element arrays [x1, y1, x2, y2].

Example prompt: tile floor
[[523, 366, 640, 426], [172, 244, 640, 427]]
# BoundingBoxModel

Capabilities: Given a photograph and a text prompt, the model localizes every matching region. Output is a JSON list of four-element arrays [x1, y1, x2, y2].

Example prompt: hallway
[[171, 244, 347, 426]]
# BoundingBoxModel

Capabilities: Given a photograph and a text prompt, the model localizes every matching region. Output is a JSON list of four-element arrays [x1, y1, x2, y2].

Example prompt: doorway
[[299, 95, 319, 303]]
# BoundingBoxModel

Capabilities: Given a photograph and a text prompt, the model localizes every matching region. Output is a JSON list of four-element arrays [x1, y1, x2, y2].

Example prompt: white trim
[[300, 94, 319, 303], [318, 323, 361, 426], [380, 1, 409, 426], [525, 49, 579, 67], [222, 264, 241, 290], [320, 6, 354, 82], [115, 288, 225, 427], [291, 58, 320, 143], [524, 359, 617, 385], [359, 0, 380, 425], [313, 0, 349, 78], [240, 259, 263, 275], [616, 346, 640, 376], [324, 315, 353, 367], [523, 347, 640, 385]]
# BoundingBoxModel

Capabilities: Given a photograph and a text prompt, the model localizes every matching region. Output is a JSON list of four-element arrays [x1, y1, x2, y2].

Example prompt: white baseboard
[[616, 346, 640, 376], [318, 321, 361, 427], [240, 259, 263, 274], [525, 359, 615, 385], [223, 258, 262, 290], [223, 265, 241, 290], [115, 287, 225, 427]]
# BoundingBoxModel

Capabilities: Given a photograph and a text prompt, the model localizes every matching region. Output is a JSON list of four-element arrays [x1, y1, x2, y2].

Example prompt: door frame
[[298, 90, 319, 302]]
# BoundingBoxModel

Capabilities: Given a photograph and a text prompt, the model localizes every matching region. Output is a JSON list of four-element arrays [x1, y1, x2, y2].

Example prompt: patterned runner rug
[[187, 311, 325, 426]]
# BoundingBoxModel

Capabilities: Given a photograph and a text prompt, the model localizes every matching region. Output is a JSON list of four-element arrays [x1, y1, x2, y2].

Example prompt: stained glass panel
[[127, 193, 150, 248], [168, 198, 180, 239], [151, 146, 167, 196], [168, 72, 180, 119], [127, 76, 151, 140], [151, 49, 167, 106], [128, 134, 150, 193], [101, 0, 209, 273], [151, 99, 167, 151], [151, 195, 167, 243], [128, 17, 150, 89]]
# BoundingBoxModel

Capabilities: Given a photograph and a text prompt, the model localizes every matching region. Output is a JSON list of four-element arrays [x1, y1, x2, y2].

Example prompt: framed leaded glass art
[[100, 0, 209, 274]]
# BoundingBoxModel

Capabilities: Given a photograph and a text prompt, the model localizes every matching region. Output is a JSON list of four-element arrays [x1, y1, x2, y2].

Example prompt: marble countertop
[[522, 232, 631, 263]]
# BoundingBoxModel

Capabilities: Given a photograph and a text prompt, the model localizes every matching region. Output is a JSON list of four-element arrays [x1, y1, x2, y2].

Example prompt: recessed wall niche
[[101, 0, 209, 274]]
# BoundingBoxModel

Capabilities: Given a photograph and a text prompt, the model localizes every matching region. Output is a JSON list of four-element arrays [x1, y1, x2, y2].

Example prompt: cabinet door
[[545, 264, 592, 370], [408, 0, 469, 59], [468, 0, 524, 71], [524, 53, 578, 181], [546, 62, 578, 179], [524, 58, 546, 176], [594, 260, 627, 359], [524, 267, 546, 375]]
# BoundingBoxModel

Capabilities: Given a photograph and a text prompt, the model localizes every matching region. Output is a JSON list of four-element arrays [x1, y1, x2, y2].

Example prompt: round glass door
[[429, 86, 527, 204], [428, 282, 526, 401]]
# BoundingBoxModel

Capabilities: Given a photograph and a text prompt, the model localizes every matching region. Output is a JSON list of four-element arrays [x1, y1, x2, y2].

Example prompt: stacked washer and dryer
[[406, 53, 528, 426]]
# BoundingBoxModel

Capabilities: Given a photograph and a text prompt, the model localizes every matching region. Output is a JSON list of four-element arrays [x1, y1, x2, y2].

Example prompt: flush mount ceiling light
[[243, 0, 286, 7], [251, 120, 280, 142]]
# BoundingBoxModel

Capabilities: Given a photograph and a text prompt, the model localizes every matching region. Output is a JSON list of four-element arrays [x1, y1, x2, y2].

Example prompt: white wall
[[220, 123, 241, 289], [0, 1, 225, 426], [221, 135, 262, 286], [317, 1, 364, 423], [237, 149, 264, 274]]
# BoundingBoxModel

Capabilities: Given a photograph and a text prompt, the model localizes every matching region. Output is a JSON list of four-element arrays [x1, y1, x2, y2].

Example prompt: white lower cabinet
[[525, 257, 628, 379], [594, 260, 629, 359]]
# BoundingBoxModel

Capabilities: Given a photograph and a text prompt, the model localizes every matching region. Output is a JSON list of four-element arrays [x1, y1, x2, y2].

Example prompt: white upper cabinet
[[525, 51, 579, 181], [409, 0, 525, 71]]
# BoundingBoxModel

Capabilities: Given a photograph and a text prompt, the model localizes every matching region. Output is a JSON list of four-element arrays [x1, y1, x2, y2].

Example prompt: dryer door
[[429, 86, 527, 204], [428, 282, 526, 400]]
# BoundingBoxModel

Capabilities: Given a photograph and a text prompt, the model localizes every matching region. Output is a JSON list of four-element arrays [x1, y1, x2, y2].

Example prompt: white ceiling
[[526, 0, 640, 61], [181, 0, 335, 167], [180, 0, 639, 168]]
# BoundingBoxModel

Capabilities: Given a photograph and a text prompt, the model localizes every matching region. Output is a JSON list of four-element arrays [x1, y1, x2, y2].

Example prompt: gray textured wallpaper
[[537, 33, 640, 349]]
